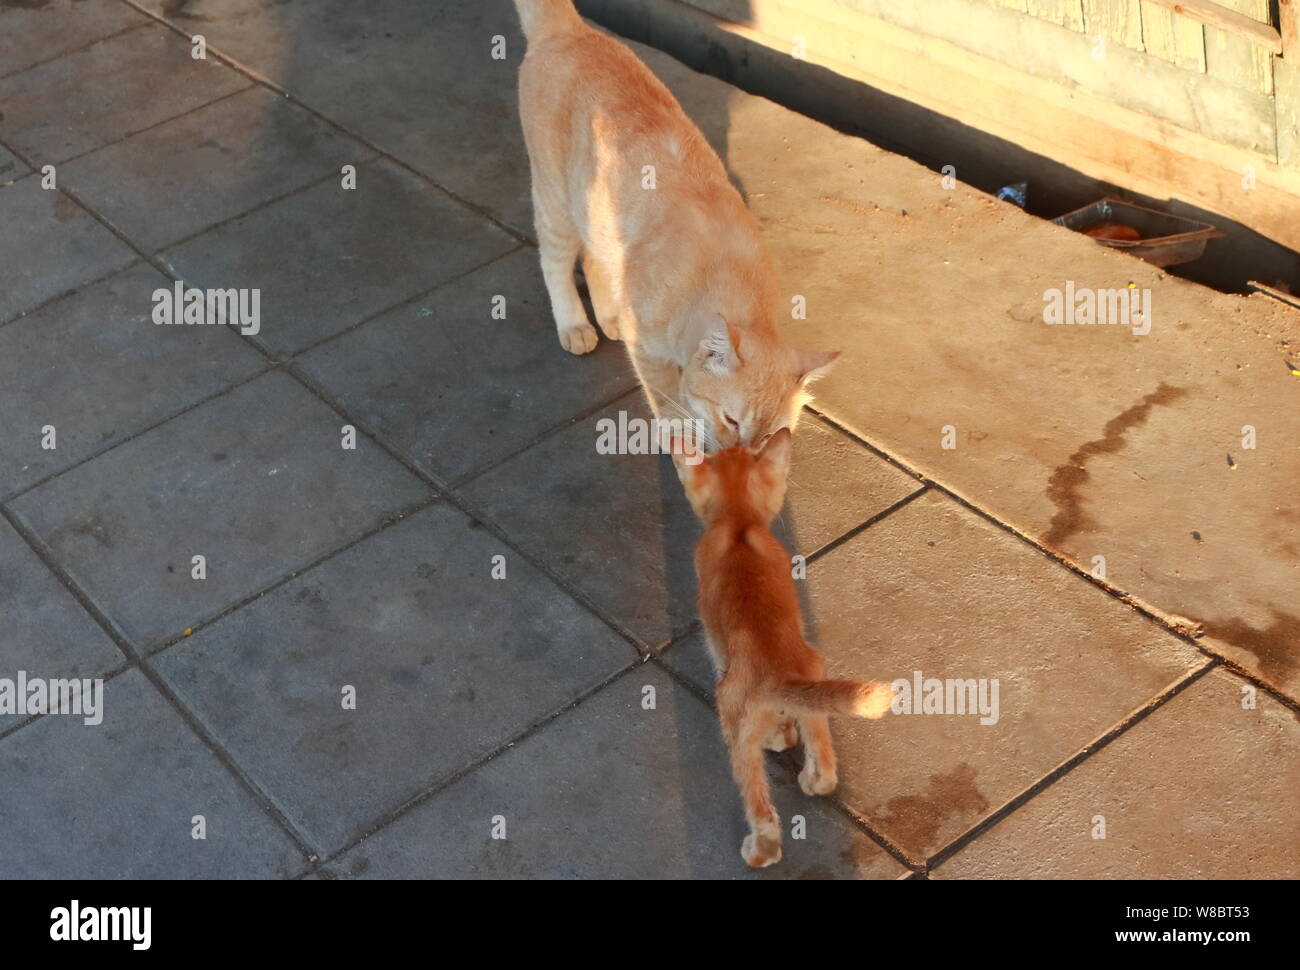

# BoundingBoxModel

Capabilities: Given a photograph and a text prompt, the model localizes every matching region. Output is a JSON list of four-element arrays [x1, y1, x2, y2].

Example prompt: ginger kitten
[[670, 430, 892, 868], [513, 0, 838, 450]]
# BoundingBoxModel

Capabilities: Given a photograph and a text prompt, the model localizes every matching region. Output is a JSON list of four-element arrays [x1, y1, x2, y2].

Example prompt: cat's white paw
[[558, 322, 599, 355], [763, 718, 798, 752], [741, 833, 782, 868], [799, 765, 837, 796]]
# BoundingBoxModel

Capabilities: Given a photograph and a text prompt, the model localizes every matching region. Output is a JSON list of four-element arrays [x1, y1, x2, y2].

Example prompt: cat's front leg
[[531, 185, 599, 355]]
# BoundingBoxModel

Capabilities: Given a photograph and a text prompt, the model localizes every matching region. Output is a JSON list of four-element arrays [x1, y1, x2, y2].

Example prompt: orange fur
[[513, 0, 838, 449], [671, 430, 892, 867]]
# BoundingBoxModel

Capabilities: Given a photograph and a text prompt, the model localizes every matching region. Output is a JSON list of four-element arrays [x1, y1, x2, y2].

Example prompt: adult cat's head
[[678, 322, 838, 451]]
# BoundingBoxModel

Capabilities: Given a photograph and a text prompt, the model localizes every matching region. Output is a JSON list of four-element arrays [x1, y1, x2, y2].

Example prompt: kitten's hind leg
[[764, 715, 798, 752], [797, 715, 838, 796], [532, 186, 598, 355], [719, 684, 782, 868]]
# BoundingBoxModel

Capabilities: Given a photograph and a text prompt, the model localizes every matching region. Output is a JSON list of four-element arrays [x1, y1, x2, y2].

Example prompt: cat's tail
[[513, 0, 584, 42], [765, 679, 894, 719]]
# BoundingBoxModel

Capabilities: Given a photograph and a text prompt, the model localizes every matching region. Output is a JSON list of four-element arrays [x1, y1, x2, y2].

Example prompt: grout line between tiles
[[52, 83, 256, 168], [0, 21, 154, 82], [284, 357, 651, 661], [307, 658, 643, 875], [806, 404, 1300, 716], [925, 659, 1220, 874], [115, 0, 538, 249], [0, 504, 322, 863]]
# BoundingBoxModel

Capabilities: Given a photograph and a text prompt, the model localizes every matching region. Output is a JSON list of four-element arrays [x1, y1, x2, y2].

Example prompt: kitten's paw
[[741, 833, 783, 869], [596, 315, 623, 341], [557, 322, 599, 355], [764, 718, 798, 752], [799, 764, 838, 796]]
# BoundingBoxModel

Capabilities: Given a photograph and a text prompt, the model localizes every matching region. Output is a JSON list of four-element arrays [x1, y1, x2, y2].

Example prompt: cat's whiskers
[[658, 392, 721, 452]]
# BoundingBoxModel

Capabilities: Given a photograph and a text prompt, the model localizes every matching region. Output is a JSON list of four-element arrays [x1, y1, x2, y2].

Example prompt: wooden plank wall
[[1036, 0, 1278, 94], [1140, 1, 1206, 71], [623, 0, 1300, 246]]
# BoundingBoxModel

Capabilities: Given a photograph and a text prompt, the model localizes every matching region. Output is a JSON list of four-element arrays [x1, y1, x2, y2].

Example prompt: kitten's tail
[[766, 679, 894, 719], [513, 0, 584, 42]]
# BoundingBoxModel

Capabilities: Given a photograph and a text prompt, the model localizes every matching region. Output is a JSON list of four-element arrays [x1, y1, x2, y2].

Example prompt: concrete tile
[[461, 394, 912, 648], [136, 0, 537, 232], [326, 666, 907, 878], [0, 0, 145, 78], [0, 667, 304, 878], [0, 24, 250, 163], [0, 175, 135, 322], [8, 371, 430, 649], [0, 144, 26, 185], [0, 264, 266, 498], [785, 490, 1206, 862], [933, 668, 1300, 878], [0, 517, 123, 733], [61, 86, 376, 252], [297, 248, 637, 484], [159, 158, 518, 356], [775, 416, 922, 553], [152, 502, 633, 854]]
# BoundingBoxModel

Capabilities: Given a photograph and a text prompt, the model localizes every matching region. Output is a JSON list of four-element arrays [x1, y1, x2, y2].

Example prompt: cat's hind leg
[[580, 252, 623, 341], [531, 184, 598, 355], [797, 715, 838, 796], [718, 682, 782, 868]]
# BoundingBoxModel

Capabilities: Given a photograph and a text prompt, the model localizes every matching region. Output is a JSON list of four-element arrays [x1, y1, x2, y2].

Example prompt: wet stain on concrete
[[1202, 611, 1298, 687], [880, 762, 989, 853], [1042, 383, 1188, 549], [388, 667, 418, 686], [69, 516, 112, 549], [52, 194, 80, 222]]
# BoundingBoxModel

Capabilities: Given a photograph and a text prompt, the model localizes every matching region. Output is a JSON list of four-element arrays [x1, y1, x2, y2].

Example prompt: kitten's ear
[[758, 426, 792, 475], [795, 349, 840, 385], [699, 321, 742, 373]]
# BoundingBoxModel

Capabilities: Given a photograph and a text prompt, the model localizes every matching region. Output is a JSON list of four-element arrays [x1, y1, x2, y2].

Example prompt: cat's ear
[[795, 349, 839, 386], [699, 321, 743, 373], [758, 426, 792, 476]]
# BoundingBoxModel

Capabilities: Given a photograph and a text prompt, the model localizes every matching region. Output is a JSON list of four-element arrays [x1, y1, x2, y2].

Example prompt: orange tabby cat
[[670, 429, 892, 867], [513, 0, 838, 449]]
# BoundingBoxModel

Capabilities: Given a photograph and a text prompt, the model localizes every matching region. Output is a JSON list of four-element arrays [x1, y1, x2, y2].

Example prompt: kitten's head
[[669, 427, 793, 526], [678, 321, 838, 451]]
